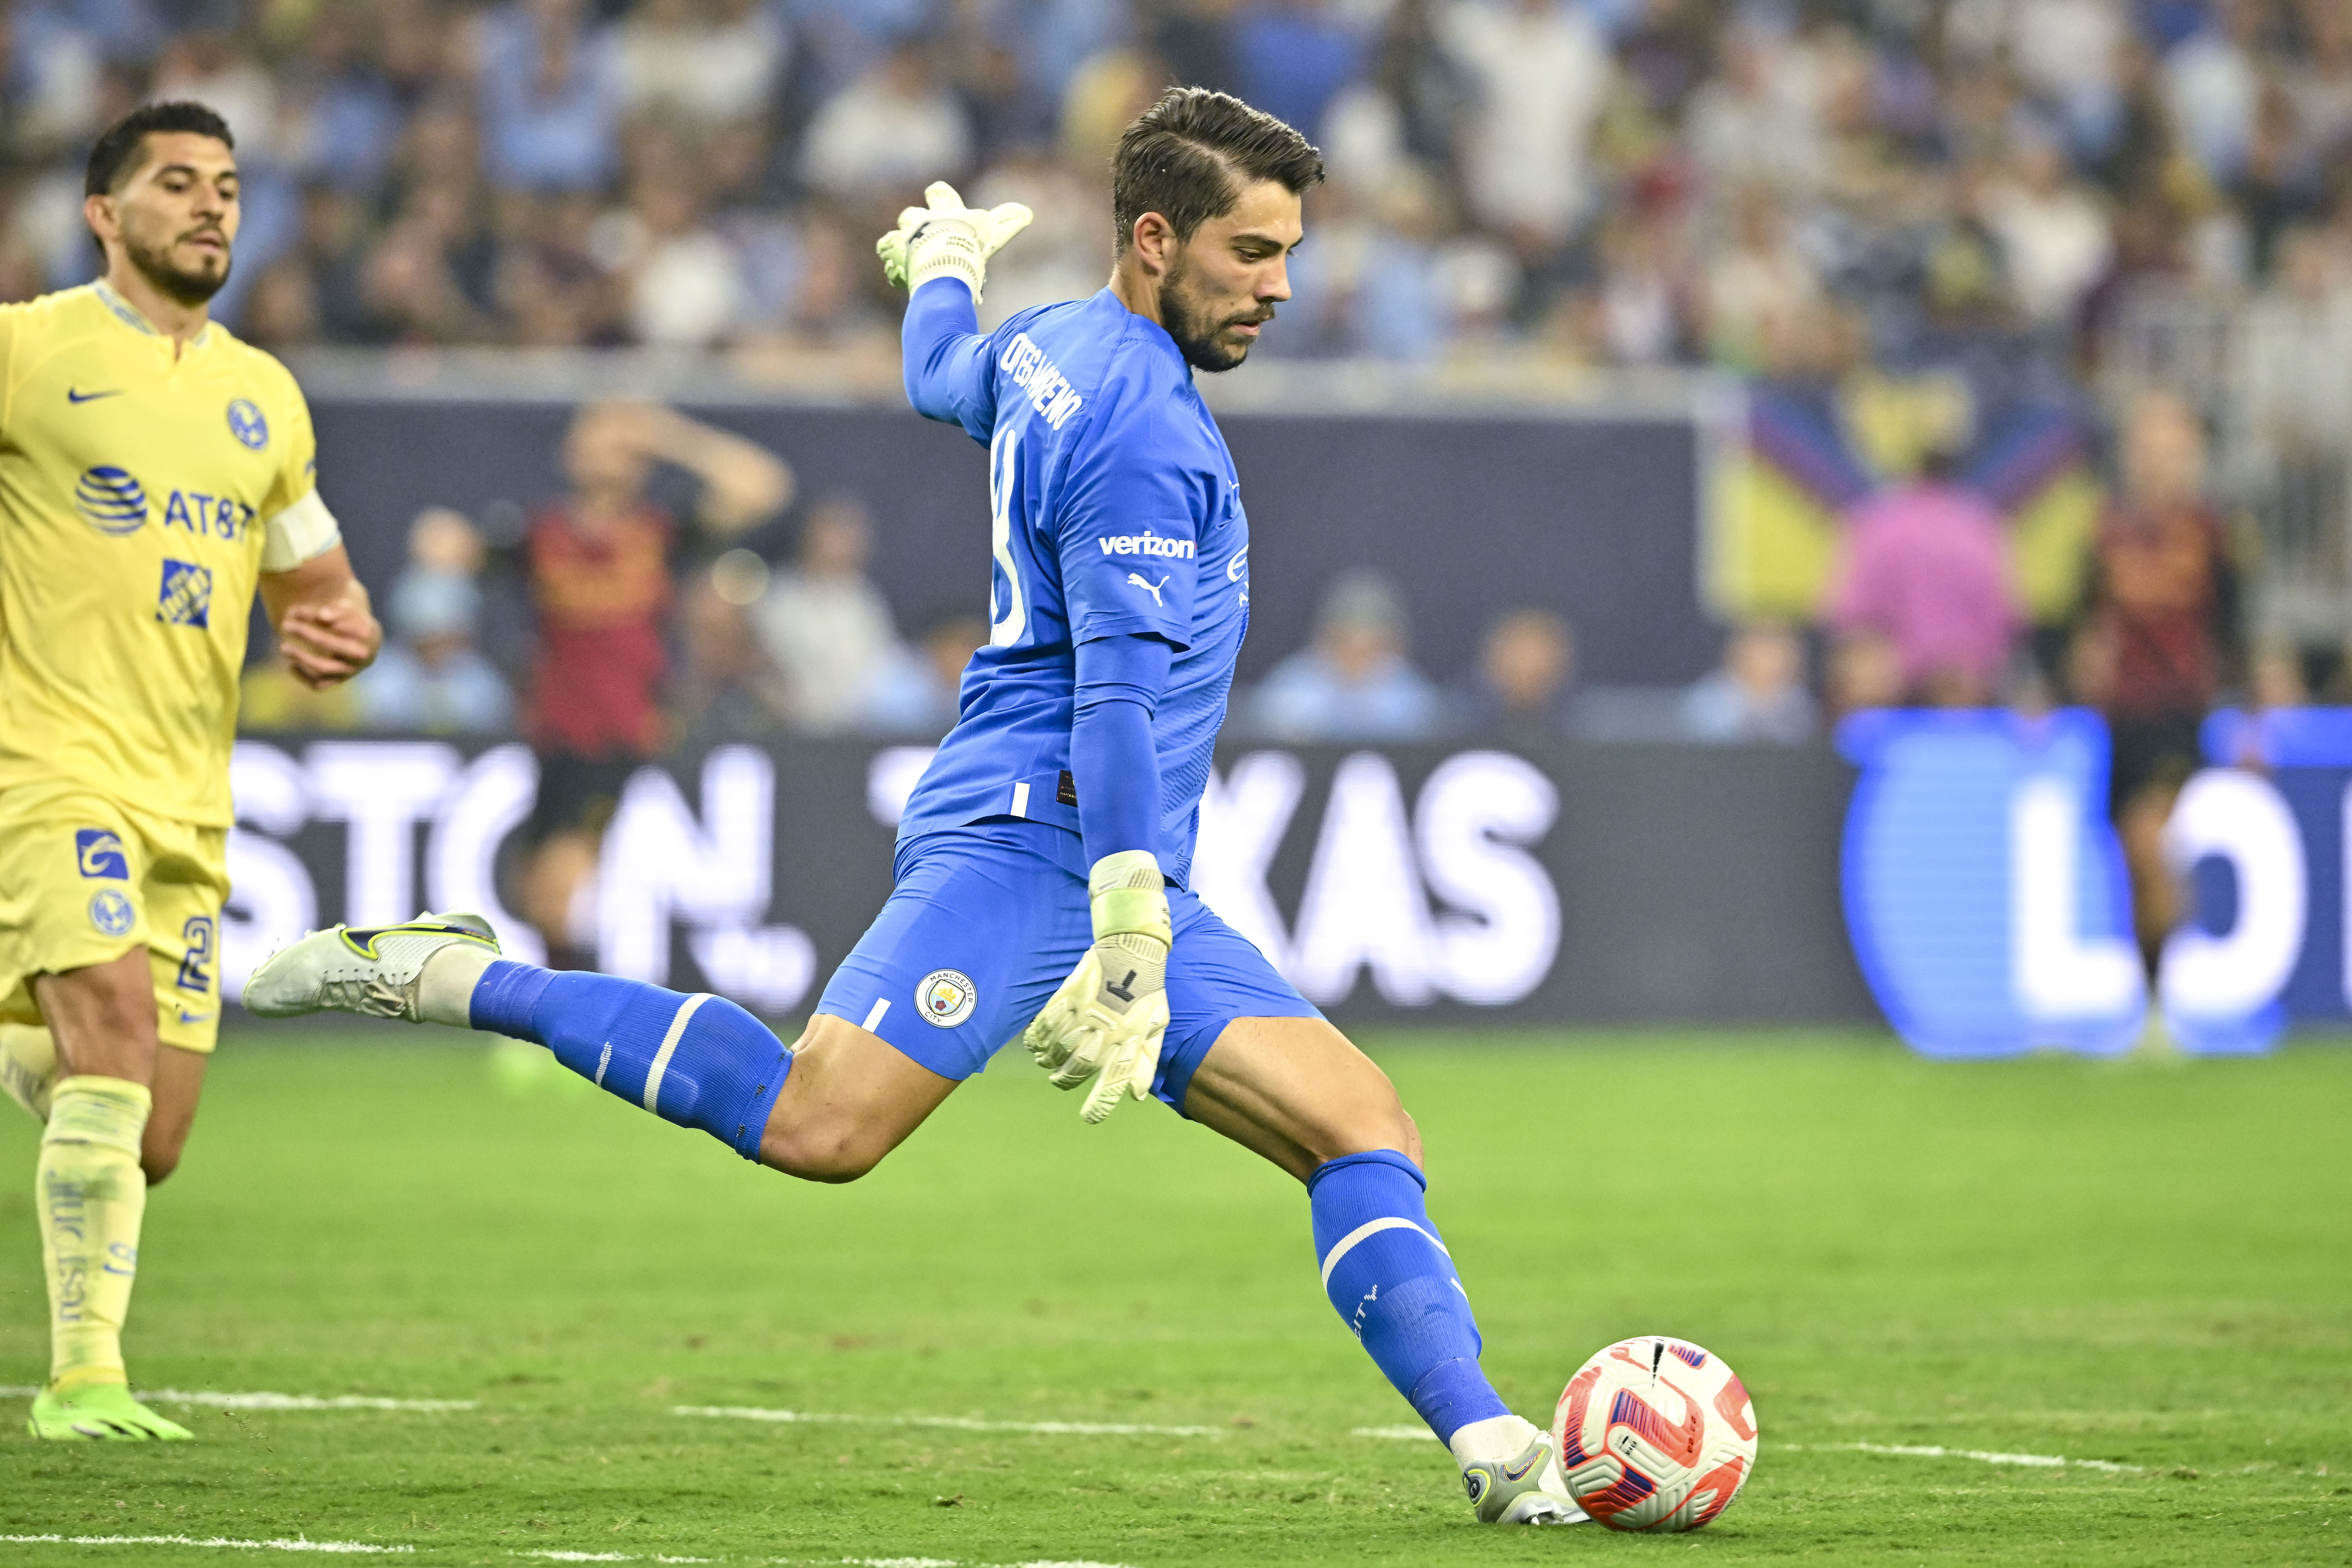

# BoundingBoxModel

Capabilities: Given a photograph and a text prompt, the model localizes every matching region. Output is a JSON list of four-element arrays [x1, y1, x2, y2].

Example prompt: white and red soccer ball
[[1552, 1335, 1757, 1532]]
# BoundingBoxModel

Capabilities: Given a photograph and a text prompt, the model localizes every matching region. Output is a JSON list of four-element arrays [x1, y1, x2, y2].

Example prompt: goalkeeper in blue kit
[[248, 87, 1584, 1526]]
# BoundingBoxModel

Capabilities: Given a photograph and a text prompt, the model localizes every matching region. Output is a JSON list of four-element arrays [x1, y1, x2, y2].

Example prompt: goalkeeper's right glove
[[876, 181, 1034, 302], [1020, 850, 1171, 1124]]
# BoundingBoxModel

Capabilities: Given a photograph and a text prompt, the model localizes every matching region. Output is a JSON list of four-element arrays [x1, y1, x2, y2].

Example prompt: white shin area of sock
[[1449, 1412, 1544, 1467], [417, 944, 502, 1029]]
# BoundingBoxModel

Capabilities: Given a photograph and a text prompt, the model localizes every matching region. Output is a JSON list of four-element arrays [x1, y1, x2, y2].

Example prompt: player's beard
[[1160, 252, 1271, 374], [125, 226, 232, 307]]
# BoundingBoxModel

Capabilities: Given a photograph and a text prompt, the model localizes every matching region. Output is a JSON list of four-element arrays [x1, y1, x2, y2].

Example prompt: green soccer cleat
[[29, 1382, 194, 1441], [242, 913, 500, 1022], [1462, 1420, 1590, 1525]]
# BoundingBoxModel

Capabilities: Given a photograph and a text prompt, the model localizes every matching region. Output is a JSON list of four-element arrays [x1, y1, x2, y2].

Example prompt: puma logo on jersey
[[1127, 572, 1169, 606]]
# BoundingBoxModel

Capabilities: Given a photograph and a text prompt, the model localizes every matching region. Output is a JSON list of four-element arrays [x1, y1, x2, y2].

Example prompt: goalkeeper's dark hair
[[86, 101, 235, 197], [1110, 88, 1323, 256]]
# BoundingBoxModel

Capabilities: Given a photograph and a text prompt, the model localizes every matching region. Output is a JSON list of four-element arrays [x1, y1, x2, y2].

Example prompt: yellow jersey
[[0, 282, 341, 827]]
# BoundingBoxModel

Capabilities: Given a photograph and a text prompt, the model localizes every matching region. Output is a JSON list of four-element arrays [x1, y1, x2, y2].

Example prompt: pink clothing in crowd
[[1827, 481, 2022, 693]]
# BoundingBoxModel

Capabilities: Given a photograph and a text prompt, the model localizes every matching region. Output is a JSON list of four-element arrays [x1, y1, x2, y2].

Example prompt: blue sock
[[1310, 1150, 1511, 1446], [469, 961, 791, 1161]]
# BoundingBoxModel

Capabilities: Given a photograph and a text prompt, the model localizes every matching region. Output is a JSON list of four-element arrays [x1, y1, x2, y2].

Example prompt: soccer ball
[[1551, 1335, 1757, 1532]]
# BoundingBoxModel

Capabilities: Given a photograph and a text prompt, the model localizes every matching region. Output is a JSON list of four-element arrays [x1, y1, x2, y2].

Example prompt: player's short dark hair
[[85, 101, 235, 197], [1110, 88, 1323, 256]]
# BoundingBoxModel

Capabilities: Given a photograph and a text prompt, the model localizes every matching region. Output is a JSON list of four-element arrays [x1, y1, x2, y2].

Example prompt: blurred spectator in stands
[[1686, 25, 1821, 199], [749, 493, 909, 734], [1619, 0, 1715, 122], [1233, 0, 1364, 143], [603, 160, 745, 348], [498, 191, 622, 345], [1321, 0, 1472, 192], [2237, 227, 2352, 582], [518, 401, 792, 963], [969, 147, 1111, 329], [1590, 208, 1691, 366], [1826, 449, 2023, 708], [357, 509, 516, 735], [1440, 0, 1613, 261], [612, 0, 786, 129], [279, 1, 403, 195], [2069, 391, 2245, 975], [670, 550, 792, 747], [800, 35, 972, 202], [2008, 0, 2127, 163], [1449, 608, 1577, 741], [1703, 187, 1819, 373], [2166, 0, 2263, 184], [862, 614, 990, 738], [1980, 127, 2114, 336], [1681, 623, 1818, 743], [477, 0, 619, 193], [2293, 0, 2352, 163], [2236, 82, 2318, 280], [154, 33, 279, 165], [1249, 569, 1438, 741]]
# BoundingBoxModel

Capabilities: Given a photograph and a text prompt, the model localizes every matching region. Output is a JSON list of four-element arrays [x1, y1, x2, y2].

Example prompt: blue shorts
[[813, 821, 1321, 1114]]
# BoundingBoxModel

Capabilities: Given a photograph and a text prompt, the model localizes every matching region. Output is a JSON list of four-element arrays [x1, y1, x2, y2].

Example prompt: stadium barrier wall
[[221, 736, 1877, 1029], [308, 399, 1718, 688], [1837, 706, 2352, 1056]]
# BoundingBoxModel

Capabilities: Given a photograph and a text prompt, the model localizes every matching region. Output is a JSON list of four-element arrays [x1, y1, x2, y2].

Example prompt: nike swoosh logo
[[177, 1010, 212, 1024], [67, 387, 124, 403], [1503, 1453, 1544, 1481]]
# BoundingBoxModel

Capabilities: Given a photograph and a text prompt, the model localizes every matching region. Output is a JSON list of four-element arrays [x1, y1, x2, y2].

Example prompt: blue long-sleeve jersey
[[894, 279, 1252, 887]]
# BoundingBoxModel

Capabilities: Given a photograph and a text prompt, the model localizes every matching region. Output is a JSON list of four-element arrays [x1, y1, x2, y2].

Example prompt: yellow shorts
[[0, 779, 229, 1053]]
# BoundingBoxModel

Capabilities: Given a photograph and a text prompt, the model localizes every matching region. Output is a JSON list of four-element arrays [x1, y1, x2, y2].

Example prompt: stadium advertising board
[[1839, 707, 2352, 1056], [221, 737, 1872, 1029]]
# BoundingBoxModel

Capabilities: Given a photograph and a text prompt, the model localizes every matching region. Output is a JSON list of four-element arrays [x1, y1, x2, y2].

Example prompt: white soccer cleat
[[1459, 1417, 1591, 1526], [242, 913, 500, 1023]]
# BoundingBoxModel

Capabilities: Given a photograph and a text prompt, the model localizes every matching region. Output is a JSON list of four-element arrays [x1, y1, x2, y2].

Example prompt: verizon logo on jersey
[[999, 332, 1084, 430], [1098, 531, 1195, 559]]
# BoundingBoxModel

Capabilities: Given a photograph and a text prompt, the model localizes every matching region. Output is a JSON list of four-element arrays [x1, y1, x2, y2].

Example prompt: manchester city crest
[[916, 968, 977, 1029]]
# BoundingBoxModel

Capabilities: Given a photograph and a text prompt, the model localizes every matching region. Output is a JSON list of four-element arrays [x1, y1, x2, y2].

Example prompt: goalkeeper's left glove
[[876, 181, 1034, 302], [1021, 850, 1171, 1123]]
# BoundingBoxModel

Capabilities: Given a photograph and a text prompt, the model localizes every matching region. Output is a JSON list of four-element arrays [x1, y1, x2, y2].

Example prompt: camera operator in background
[[518, 400, 793, 966]]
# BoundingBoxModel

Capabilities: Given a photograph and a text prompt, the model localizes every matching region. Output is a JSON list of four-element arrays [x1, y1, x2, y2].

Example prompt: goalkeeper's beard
[[1160, 253, 1270, 374]]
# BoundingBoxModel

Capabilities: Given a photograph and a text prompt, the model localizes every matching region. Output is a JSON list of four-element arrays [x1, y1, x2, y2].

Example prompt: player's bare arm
[[261, 544, 380, 690]]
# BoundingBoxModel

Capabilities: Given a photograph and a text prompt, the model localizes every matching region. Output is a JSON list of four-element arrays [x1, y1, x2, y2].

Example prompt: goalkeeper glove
[[876, 181, 1034, 302], [1022, 850, 1171, 1123]]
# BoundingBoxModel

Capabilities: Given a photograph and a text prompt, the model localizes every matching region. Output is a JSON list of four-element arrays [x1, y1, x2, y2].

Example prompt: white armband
[[259, 489, 342, 572]]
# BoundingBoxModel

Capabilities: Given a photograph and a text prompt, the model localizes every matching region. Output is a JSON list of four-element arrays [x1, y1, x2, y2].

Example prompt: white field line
[[1789, 1441, 2147, 1474], [1351, 1424, 1438, 1441], [0, 1385, 475, 1412], [673, 1404, 1225, 1438], [0, 1535, 411, 1555]]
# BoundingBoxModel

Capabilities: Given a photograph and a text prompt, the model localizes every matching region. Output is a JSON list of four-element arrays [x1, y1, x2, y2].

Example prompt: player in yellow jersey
[[0, 101, 381, 1440]]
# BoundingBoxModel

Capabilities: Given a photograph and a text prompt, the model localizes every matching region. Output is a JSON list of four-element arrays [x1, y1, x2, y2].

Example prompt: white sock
[[416, 944, 501, 1028], [1449, 1412, 1543, 1467]]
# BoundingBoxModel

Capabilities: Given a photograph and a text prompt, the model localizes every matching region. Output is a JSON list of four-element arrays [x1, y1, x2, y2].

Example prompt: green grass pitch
[[0, 1029, 2347, 1566]]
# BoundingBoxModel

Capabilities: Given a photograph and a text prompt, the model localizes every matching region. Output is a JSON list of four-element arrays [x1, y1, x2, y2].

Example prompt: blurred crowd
[[5, 0, 2349, 373]]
